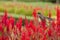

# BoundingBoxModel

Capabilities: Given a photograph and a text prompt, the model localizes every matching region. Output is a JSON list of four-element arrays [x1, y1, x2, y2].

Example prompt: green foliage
[[0, 2, 56, 17], [7, 8, 15, 13], [51, 10, 56, 16], [0, 7, 4, 12], [44, 10, 49, 16], [25, 9, 32, 16], [16, 8, 32, 16]]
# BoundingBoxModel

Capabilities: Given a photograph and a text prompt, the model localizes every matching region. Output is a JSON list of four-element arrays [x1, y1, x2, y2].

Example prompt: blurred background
[[0, 0, 59, 19]]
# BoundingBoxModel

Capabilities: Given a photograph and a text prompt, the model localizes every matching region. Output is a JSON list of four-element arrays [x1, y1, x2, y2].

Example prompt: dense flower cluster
[[0, 7, 60, 40]]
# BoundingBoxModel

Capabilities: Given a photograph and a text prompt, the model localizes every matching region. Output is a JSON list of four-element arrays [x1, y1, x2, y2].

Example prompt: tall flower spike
[[31, 24, 37, 32], [0, 17, 2, 32], [48, 29, 52, 37], [19, 17, 22, 29], [21, 31, 26, 40], [25, 16, 29, 29], [56, 6, 60, 20], [29, 20, 37, 32], [41, 18, 46, 30], [6, 19, 10, 32], [52, 20, 56, 30], [37, 27, 44, 35], [9, 16, 15, 29], [48, 9, 51, 18], [56, 6, 60, 37], [0, 23, 2, 32], [16, 17, 22, 31], [33, 9, 37, 18], [2, 10, 8, 26]]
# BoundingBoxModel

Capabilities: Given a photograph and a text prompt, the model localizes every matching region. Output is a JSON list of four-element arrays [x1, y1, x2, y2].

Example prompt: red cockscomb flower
[[25, 17, 29, 30], [41, 18, 46, 30], [9, 16, 15, 29], [33, 9, 37, 18], [2, 10, 8, 26], [29, 20, 37, 32], [0, 23, 2, 32], [48, 29, 52, 37], [42, 35, 47, 40], [16, 17, 22, 31]]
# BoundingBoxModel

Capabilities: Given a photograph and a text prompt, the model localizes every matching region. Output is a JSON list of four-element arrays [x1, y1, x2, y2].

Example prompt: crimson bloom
[[16, 17, 22, 31], [33, 9, 37, 18], [56, 6, 60, 36], [2, 10, 8, 26], [2, 35, 9, 40], [37, 27, 44, 35], [41, 18, 46, 30], [29, 20, 37, 32], [48, 29, 52, 37], [0, 23, 2, 32], [52, 21, 56, 30], [56, 6, 60, 20], [25, 17, 29, 30], [21, 31, 27, 40], [42, 35, 47, 40], [0, 36, 2, 40], [6, 19, 10, 32], [9, 16, 15, 29]]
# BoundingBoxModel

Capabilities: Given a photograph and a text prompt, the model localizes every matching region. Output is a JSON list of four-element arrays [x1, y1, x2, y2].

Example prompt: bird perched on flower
[[37, 12, 53, 21]]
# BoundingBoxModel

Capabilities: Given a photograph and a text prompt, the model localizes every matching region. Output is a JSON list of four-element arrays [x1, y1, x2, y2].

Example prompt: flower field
[[0, 5, 60, 40], [0, 1, 60, 40]]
